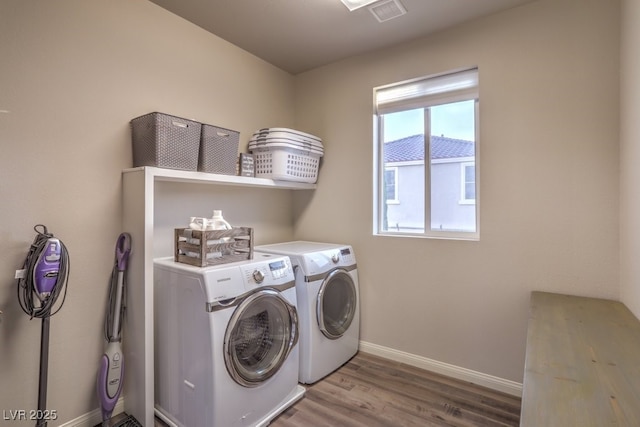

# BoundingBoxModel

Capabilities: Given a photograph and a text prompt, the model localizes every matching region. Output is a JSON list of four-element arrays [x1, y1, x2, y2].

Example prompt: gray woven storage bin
[[198, 124, 240, 175], [130, 112, 201, 170]]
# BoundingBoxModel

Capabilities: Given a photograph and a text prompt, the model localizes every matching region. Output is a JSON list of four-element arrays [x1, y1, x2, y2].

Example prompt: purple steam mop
[[97, 233, 131, 426], [17, 225, 70, 427]]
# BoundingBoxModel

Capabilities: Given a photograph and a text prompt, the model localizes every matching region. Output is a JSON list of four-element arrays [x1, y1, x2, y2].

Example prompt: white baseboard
[[358, 341, 523, 397], [58, 398, 125, 427]]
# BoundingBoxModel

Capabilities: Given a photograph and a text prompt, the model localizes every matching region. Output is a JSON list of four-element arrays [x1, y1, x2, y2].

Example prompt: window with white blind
[[373, 68, 479, 239]]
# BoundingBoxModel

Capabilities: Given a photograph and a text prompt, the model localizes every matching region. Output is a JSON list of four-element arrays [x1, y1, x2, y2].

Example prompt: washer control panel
[[330, 247, 356, 266], [240, 255, 293, 289], [266, 258, 289, 279]]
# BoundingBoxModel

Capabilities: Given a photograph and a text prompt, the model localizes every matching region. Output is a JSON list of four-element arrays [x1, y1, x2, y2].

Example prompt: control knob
[[252, 269, 265, 284], [331, 253, 339, 263]]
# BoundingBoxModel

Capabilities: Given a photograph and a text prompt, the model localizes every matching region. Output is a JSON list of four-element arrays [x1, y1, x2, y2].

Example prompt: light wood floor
[[152, 351, 521, 426], [271, 352, 521, 426]]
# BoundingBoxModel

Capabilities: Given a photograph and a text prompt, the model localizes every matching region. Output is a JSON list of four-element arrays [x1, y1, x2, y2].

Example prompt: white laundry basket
[[252, 145, 322, 183]]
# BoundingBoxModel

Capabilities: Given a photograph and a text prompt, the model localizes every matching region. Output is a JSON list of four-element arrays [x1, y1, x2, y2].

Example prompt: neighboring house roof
[[384, 134, 474, 162]]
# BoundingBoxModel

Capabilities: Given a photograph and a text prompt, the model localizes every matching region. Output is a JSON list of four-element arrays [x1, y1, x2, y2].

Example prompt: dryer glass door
[[317, 269, 357, 340], [224, 289, 298, 387]]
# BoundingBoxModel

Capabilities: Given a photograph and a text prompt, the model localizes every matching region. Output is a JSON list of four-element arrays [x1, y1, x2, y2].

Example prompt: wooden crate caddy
[[174, 227, 253, 267]]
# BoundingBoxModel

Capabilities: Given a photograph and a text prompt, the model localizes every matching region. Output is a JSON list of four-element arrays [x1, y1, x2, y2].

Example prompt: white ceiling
[[149, 0, 537, 75]]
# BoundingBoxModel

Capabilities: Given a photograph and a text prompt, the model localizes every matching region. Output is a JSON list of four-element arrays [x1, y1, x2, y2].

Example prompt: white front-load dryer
[[255, 241, 360, 384], [153, 254, 305, 427]]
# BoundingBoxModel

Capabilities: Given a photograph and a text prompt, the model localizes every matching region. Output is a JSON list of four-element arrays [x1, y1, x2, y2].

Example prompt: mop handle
[[110, 233, 131, 340], [116, 233, 131, 273], [110, 272, 125, 340]]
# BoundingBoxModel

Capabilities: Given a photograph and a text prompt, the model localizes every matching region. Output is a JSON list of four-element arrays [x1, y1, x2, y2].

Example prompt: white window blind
[[375, 68, 478, 114]]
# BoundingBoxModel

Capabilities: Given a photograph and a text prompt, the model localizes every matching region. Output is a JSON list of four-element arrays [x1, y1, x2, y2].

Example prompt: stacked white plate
[[249, 128, 324, 183]]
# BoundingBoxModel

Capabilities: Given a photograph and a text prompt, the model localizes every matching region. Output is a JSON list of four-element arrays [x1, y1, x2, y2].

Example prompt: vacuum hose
[[17, 224, 70, 319]]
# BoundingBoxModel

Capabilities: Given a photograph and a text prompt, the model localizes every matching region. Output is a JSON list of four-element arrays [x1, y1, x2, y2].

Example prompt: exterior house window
[[384, 167, 398, 204], [461, 162, 476, 203], [373, 68, 479, 239]]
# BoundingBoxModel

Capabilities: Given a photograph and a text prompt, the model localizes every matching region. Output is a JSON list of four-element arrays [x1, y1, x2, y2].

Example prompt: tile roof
[[384, 134, 474, 162]]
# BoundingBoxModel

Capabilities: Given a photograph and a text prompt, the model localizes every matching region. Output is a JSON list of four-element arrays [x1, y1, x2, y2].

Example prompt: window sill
[[374, 231, 479, 241]]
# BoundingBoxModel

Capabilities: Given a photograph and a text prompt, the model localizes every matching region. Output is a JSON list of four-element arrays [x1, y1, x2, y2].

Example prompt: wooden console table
[[521, 291, 640, 426]]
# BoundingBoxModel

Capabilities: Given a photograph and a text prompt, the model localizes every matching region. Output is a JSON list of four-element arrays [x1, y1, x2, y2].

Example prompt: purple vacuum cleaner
[[17, 225, 70, 427], [97, 233, 131, 426]]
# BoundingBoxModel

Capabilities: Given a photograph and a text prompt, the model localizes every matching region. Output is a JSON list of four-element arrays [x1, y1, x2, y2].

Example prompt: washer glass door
[[317, 269, 357, 339], [224, 288, 298, 387]]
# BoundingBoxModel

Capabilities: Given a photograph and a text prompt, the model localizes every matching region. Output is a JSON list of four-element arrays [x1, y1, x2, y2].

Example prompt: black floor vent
[[111, 415, 142, 427], [97, 414, 143, 427]]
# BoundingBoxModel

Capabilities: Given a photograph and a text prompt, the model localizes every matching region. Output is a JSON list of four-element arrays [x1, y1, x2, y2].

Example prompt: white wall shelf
[[121, 166, 314, 425], [123, 166, 317, 190]]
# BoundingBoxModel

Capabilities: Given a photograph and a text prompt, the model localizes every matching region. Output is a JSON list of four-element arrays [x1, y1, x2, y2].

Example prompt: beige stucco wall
[[620, 0, 640, 317], [0, 0, 296, 423], [293, 0, 620, 383]]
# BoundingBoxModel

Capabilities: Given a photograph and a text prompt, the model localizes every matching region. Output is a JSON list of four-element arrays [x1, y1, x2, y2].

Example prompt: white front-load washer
[[153, 254, 305, 427], [254, 241, 360, 384]]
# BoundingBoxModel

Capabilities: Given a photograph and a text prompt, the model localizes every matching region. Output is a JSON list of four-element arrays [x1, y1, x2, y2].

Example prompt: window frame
[[373, 68, 480, 241]]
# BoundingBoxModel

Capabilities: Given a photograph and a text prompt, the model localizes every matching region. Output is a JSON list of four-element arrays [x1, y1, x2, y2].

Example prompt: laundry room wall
[[620, 0, 640, 318], [0, 0, 296, 424], [292, 0, 620, 384]]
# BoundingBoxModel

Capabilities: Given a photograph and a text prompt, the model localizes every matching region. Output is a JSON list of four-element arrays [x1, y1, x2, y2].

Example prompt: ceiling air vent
[[369, 0, 407, 23]]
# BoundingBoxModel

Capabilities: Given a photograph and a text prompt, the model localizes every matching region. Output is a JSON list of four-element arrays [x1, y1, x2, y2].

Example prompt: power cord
[[17, 224, 70, 319]]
